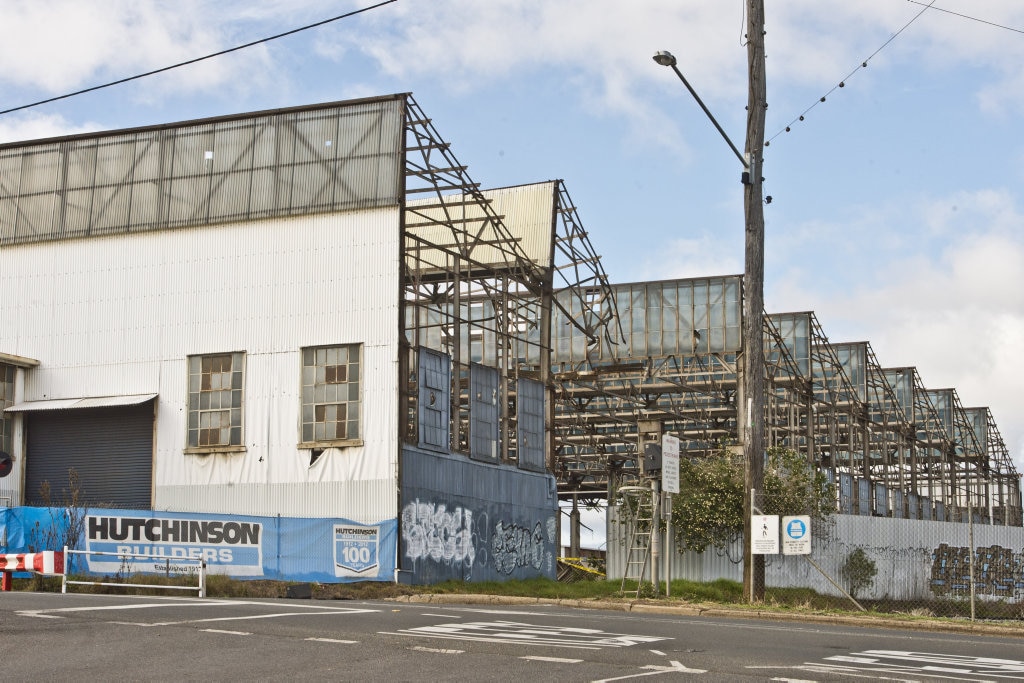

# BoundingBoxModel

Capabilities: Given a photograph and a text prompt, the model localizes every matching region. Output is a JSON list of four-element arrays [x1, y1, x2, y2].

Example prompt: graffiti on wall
[[492, 519, 548, 575], [401, 500, 476, 569], [930, 543, 1024, 598], [401, 499, 555, 578]]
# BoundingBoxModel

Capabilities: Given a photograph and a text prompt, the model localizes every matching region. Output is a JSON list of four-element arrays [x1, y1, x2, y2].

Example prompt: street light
[[651, 51, 748, 172], [654, 3, 768, 604]]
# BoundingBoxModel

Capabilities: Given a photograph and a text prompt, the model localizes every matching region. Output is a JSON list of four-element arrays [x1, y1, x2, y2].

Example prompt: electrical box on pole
[[643, 443, 662, 475]]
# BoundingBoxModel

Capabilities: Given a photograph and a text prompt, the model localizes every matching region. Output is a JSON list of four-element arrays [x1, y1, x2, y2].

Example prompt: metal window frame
[[298, 342, 363, 449], [185, 351, 246, 454]]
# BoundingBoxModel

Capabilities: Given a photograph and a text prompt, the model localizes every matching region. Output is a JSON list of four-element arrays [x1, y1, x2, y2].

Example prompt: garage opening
[[17, 398, 155, 509]]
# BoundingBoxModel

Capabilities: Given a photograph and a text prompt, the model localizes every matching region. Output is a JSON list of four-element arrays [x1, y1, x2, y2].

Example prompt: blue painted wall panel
[[1, 506, 396, 583], [516, 377, 546, 473], [399, 446, 557, 584]]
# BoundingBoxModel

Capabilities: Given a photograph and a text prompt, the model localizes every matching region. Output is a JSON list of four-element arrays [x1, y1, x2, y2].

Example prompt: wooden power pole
[[742, 0, 768, 603]]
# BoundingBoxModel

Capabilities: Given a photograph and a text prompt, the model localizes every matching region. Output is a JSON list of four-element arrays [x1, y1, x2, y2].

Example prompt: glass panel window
[[301, 344, 361, 444], [187, 352, 245, 449]]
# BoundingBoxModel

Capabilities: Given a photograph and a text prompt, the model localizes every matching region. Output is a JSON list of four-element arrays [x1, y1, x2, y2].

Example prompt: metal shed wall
[[399, 445, 558, 584], [0, 207, 401, 520], [405, 182, 556, 272]]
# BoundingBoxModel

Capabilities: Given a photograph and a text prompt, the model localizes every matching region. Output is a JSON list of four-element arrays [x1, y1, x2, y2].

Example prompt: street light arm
[[654, 52, 748, 170]]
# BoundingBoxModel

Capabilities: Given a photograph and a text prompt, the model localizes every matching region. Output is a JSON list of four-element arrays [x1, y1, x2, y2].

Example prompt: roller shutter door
[[25, 403, 154, 509]]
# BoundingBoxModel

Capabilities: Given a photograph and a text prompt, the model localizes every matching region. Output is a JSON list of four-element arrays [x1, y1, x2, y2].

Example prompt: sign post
[[661, 435, 680, 596]]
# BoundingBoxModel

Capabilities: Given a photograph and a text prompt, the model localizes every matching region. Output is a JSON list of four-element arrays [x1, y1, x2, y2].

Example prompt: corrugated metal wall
[[405, 182, 556, 272], [399, 445, 558, 584], [0, 207, 401, 520], [607, 508, 1024, 602], [606, 504, 743, 583]]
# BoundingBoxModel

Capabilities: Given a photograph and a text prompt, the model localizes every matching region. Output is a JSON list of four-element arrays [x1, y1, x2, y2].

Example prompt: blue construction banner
[[0, 506, 396, 583]]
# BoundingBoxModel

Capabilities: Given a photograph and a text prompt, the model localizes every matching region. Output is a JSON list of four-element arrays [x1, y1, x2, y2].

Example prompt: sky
[[1, 1, 1022, 546]]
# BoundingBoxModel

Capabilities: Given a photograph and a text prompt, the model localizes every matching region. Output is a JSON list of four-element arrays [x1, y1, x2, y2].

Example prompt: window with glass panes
[[301, 344, 360, 444], [187, 352, 245, 449]]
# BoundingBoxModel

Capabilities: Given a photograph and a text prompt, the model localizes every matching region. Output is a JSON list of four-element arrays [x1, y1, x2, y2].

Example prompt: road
[[1, 591, 1022, 681]]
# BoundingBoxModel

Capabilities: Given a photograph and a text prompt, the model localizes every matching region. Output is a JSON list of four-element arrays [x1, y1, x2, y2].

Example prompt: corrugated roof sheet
[[5, 393, 157, 412]]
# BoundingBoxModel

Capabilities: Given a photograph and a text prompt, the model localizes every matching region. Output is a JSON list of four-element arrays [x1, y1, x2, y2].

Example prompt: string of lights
[[0, 0, 397, 118], [765, 0, 936, 147]]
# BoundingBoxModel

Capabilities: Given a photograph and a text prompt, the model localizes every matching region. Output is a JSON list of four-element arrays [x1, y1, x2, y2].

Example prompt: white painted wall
[[0, 208, 400, 520]]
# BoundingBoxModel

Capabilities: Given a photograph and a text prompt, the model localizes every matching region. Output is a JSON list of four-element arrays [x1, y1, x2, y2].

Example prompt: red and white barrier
[[1, 551, 65, 590]]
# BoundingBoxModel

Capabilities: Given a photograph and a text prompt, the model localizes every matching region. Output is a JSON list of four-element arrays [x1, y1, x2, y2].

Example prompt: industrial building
[[0, 94, 615, 583], [552, 277, 1021, 528], [1, 93, 1018, 588]]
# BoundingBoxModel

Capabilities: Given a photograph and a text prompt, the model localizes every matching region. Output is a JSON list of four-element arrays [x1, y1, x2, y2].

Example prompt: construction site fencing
[[608, 504, 1024, 621]]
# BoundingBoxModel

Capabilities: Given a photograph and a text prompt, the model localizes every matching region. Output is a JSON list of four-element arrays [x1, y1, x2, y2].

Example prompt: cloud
[[775, 189, 1024, 469], [0, 0, 282, 106], [644, 233, 742, 281], [0, 112, 103, 143]]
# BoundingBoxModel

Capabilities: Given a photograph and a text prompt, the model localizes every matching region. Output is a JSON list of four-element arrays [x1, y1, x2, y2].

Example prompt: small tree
[[670, 450, 745, 553], [763, 447, 835, 520], [29, 469, 87, 553], [840, 548, 877, 599], [26, 469, 87, 588], [670, 447, 835, 556]]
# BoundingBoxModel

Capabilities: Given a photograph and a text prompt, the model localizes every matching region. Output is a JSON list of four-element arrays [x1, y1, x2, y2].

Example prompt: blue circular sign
[[786, 519, 806, 539]]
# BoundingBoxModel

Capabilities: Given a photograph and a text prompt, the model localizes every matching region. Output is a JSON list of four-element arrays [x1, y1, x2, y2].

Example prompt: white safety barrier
[[62, 546, 206, 597]]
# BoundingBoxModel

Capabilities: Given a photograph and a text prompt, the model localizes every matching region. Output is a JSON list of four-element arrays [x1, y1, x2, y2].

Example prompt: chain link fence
[[608, 488, 1024, 621]]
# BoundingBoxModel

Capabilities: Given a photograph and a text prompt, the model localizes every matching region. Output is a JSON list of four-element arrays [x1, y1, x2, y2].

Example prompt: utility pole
[[741, 0, 768, 603]]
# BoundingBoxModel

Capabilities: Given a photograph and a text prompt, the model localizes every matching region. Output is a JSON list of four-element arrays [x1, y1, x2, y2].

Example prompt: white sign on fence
[[751, 514, 779, 554], [661, 434, 680, 494], [782, 515, 811, 555]]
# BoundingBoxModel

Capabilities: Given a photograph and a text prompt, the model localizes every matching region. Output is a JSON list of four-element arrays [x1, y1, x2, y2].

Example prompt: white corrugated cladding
[[405, 182, 557, 272], [0, 207, 400, 521]]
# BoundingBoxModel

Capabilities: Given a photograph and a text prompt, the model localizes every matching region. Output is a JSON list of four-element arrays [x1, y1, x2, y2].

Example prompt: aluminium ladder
[[618, 485, 656, 597]]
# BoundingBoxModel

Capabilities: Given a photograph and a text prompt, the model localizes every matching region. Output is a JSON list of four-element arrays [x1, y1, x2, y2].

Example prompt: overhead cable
[[765, 0, 935, 147], [905, 0, 1024, 35], [0, 0, 397, 117]]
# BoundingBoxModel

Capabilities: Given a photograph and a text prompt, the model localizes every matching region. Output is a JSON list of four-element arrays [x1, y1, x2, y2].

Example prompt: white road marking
[[521, 656, 584, 664], [808, 650, 1024, 680], [390, 620, 669, 650], [17, 601, 203, 618], [420, 613, 460, 618], [445, 607, 555, 616], [201, 628, 251, 636], [145, 609, 376, 627], [19, 600, 377, 626], [826, 655, 879, 664], [306, 637, 358, 644], [385, 630, 601, 650], [592, 659, 707, 682], [410, 646, 464, 654], [649, 650, 665, 656]]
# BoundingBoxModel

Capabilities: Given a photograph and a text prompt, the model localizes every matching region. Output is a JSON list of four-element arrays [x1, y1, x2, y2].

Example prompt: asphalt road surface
[[1, 591, 1022, 681]]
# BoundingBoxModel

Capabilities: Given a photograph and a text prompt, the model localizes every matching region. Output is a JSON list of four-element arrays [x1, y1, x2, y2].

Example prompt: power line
[[0, 0, 398, 118], [765, 0, 935, 147], [906, 0, 1024, 35]]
